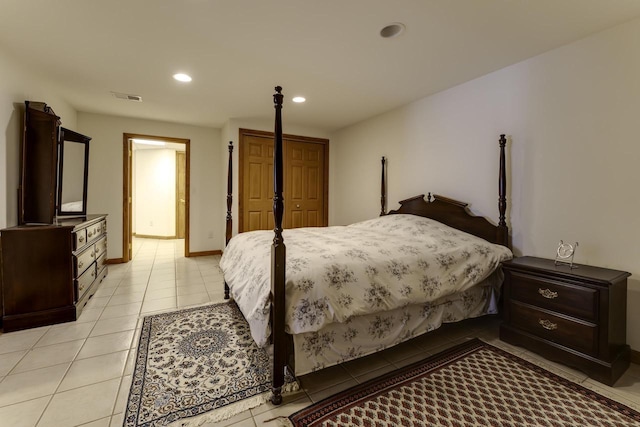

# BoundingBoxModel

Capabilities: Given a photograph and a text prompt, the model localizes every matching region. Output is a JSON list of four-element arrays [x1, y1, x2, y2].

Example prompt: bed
[[221, 86, 511, 404]]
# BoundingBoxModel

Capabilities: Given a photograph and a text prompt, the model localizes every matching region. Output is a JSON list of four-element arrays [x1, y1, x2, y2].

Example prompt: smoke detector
[[111, 91, 142, 102]]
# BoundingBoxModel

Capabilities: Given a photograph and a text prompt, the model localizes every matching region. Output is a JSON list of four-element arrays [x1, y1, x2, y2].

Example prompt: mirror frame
[[56, 127, 91, 217]]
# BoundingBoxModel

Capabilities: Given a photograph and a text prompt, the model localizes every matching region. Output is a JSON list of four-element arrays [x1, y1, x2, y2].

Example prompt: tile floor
[[1, 237, 640, 426]]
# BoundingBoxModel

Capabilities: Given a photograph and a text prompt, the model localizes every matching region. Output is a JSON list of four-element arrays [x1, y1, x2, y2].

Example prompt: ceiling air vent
[[111, 91, 142, 102]]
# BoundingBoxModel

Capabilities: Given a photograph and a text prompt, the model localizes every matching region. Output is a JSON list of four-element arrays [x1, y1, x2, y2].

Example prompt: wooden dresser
[[500, 256, 631, 385], [0, 215, 108, 332]]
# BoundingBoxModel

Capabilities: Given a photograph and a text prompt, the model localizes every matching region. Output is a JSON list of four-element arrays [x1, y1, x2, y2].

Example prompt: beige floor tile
[[354, 363, 398, 384], [35, 322, 96, 347], [93, 286, 117, 298], [177, 292, 211, 307], [124, 348, 137, 375], [113, 285, 147, 295], [0, 351, 27, 377], [251, 396, 312, 425], [341, 352, 391, 377], [141, 297, 177, 314], [79, 417, 112, 427], [200, 410, 255, 427], [146, 280, 176, 290], [37, 378, 120, 427], [249, 389, 308, 417], [107, 293, 145, 306], [76, 307, 105, 323], [144, 287, 177, 301], [77, 331, 135, 359], [177, 284, 207, 296], [299, 364, 352, 393], [90, 316, 139, 337], [84, 296, 111, 309], [58, 350, 128, 392], [13, 340, 84, 374], [0, 363, 69, 407], [379, 340, 424, 365], [113, 374, 133, 414], [0, 328, 50, 355], [0, 395, 50, 427], [100, 302, 142, 319], [307, 378, 360, 403], [109, 412, 124, 427]]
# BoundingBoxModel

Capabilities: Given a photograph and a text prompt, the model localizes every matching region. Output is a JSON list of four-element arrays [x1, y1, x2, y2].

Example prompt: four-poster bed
[[221, 86, 511, 405]]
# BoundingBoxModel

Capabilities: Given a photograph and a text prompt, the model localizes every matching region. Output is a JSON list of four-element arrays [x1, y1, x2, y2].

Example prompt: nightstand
[[499, 256, 631, 386]]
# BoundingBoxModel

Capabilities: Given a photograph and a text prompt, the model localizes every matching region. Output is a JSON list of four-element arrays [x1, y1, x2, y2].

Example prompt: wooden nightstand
[[499, 256, 631, 386]]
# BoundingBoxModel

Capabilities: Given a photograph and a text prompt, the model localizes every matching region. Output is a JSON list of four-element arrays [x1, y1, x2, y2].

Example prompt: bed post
[[380, 156, 387, 216], [271, 86, 286, 405], [224, 141, 233, 299], [497, 134, 508, 247]]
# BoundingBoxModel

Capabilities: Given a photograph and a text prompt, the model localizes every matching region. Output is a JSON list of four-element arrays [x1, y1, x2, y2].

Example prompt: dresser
[[0, 215, 108, 332], [500, 256, 631, 385]]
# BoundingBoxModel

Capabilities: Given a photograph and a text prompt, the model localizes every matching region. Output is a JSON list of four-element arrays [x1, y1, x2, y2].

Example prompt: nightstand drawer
[[510, 301, 598, 355], [510, 272, 598, 321]]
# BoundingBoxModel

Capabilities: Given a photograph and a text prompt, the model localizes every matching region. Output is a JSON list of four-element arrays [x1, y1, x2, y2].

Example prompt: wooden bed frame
[[224, 86, 509, 404]]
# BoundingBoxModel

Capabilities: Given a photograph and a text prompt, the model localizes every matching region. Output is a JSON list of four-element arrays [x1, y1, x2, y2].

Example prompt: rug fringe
[[169, 381, 300, 427], [169, 392, 271, 427]]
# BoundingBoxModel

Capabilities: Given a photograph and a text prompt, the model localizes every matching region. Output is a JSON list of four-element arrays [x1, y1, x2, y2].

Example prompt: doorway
[[239, 128, 329, 232], [122, 133, 191, 262]]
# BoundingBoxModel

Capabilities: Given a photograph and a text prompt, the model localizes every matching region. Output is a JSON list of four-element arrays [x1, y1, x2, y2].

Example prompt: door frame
[[122, 133, 191, 262], [238, 128, 329, 232]]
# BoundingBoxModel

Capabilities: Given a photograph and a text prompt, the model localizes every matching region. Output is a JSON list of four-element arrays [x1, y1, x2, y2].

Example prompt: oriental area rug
[[288, 338, 640, 427], [124, 302, 297, 427]]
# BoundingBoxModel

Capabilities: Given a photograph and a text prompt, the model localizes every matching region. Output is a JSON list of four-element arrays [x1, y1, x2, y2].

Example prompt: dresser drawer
[[510, 272, 598, 321], [75, 245, 96, 277], [509, 301, 598, 355], [97, 252, 108, 274], [94, 236, 107, 260], [86, 223, 103, 242], [77, 264, 96, 300], [74, 229, 87, 250]]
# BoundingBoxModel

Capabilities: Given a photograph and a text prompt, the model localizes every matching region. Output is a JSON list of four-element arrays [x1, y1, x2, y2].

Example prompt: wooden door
[[285, 140, 325, 228], [176, 152, 186, 239], [242, 134, 275, 232], [239, 129, 328, 232]]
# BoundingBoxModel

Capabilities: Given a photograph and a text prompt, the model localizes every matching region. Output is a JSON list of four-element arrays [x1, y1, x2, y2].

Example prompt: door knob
[[296, 204, 300, 208]]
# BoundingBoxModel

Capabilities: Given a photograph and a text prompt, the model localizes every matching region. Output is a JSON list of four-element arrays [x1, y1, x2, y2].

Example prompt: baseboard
[[188, 250, 222, 257], [133, 233, 177, 240], [631, 349, 640, 365], [107, 258, 125, 264]]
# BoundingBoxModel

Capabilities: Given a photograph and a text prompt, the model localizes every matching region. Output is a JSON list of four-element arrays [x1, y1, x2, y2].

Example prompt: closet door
[[239, 129, 328, 232], [285, 140, 325, 229]]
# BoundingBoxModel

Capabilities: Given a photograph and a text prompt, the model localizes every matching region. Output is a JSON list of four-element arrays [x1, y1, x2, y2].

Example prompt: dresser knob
[[538, 288, 558, 299], [79, 235, 85, 243], [539, 319, 558, 331]]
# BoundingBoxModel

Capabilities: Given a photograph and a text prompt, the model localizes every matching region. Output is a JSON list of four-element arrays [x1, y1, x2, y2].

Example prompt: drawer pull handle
[[539, 319, 558, 331], [78, 261, 84, 269], [88, 231, 94, 238], [79, 235, 85, 243], [538, 288, 558, 299], [79, 284, 84, 292]]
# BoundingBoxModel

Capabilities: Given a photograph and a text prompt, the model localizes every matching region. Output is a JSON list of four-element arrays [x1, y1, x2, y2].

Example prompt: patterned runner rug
[[124, 302, 296, 427], [288, 338, 640, 427]]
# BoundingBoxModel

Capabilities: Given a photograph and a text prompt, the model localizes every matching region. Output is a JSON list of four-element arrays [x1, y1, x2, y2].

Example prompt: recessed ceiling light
[[292, 96, 306, 103], [380, 23, 405, 38], [173, 73, 192, 82]]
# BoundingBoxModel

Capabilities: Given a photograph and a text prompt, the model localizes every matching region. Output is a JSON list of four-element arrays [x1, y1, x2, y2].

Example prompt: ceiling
[[2, 1, 640, 132]]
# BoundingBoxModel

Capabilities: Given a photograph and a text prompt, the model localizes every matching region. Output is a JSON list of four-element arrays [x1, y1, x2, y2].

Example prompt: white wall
[[77, 113, 221, 257], [331, 18, 640, 350], [134, 149, 176, 237], [0, 45, 77, 228]]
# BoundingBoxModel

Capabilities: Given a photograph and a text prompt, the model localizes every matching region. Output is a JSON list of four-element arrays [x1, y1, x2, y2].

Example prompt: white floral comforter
[[219, 214, 513, 347]]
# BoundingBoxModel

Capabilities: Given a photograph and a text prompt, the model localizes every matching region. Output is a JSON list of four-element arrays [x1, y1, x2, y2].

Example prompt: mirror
[[57, 127, 90, 216]]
